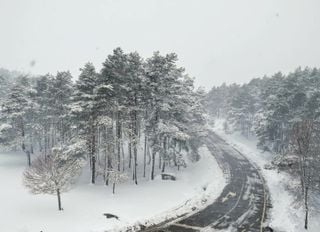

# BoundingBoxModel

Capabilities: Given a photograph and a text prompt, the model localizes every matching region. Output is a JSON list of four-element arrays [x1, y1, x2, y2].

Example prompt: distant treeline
[[206, 67, 320, 154]]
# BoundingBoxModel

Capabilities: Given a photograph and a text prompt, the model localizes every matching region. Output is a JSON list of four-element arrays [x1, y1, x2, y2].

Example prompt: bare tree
[[23, 146, 84, 210], [107, 169, 128, 194], [290, 119, 319, 230]]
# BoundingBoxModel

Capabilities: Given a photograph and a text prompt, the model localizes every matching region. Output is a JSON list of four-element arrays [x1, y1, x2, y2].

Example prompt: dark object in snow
[[263, 226, 274, 232], [272, 155, 298, 170], [103, 213, 119, 220], [139, 224, 146, 230], [264, 163, 275, 170], [161, 173, 176, 181]]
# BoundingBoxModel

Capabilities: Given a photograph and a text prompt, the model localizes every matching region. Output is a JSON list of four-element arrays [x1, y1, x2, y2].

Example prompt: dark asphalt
[[145, 131, 269, 232]]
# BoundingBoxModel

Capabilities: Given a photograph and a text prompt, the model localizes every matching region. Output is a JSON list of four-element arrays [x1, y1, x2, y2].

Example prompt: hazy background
[[1, 0, 320, 88]]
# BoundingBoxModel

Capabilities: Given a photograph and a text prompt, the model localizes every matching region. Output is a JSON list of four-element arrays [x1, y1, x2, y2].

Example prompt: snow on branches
[[23, 144, 85, 210]]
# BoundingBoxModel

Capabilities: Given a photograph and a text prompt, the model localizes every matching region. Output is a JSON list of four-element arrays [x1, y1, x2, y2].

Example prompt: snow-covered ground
[[212, 119, 320, 232], [0, 146, 225, 232]]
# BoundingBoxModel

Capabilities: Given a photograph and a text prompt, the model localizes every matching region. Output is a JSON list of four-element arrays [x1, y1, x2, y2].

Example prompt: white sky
[[1, 0, 320, 88]]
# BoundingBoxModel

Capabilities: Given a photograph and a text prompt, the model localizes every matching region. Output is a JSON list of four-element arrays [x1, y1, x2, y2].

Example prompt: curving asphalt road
[[144, 131, 270, 232]]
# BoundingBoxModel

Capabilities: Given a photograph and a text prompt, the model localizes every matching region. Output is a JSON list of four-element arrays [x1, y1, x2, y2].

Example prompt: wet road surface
[[145, 131, 269, 232]]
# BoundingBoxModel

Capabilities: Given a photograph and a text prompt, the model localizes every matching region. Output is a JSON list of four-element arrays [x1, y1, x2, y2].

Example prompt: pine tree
[[72, 63, 99, 184], [1, 76, 35, 165]]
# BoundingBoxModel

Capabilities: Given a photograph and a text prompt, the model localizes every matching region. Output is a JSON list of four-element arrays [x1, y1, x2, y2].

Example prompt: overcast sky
[[1, 0, 320, 88]]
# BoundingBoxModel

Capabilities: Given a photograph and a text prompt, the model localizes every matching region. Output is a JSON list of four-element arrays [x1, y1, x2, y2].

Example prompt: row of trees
[[0, 48, 207, 210], [206, 67, 320, 229]]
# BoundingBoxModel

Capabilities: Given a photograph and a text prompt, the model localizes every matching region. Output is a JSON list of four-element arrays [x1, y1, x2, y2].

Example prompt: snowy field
[[0, 146, 225, 232], [213, 119, 320, 232]]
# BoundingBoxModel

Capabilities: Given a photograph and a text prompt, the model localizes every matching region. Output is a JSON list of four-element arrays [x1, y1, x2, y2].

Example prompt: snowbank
[[0, 146, 225, 232]]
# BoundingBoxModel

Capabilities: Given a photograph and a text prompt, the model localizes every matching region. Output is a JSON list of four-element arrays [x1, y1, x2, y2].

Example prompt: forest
[[2, 49, 319, 230], [206, 67, 320, 229], [0, 48, 207, 210]]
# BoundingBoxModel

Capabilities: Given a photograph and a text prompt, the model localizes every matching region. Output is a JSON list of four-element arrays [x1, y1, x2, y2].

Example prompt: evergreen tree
[[72, 63, 99, 184], [1, 76, 35, 165]]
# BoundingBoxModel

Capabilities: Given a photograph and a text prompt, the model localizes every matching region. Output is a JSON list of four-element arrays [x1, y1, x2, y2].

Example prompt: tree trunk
[[151, 149, 156, 180], [106, 120, 114, 186], [133, 105, 138, 185], [26, 151, 31, 166], [134, 144, 138, 184], [178, 141, 182, 171], [128, 136, 132, 169], [121, 141, 125, 172], [30, 132, 34, 154], [20, 118, 30, 166], [173, 139, 177, 166], [143, 135, 147, 177], [91, 155, 96, 184], [91, 121, 96, 184], [38, 139, 42, 152], [162, 137, 167, 173], [106, 155, 111, 186], [151, 106, 159, 181], [44, 128, 48, 160], [21, 118, 26, 152], [57, 188, 62, 211], [161, 160, 166, 173], [147, 142, 151, 165], [116, 111, 121, 172], [304, 186, 309, 230], [113, 183, 116, 194]]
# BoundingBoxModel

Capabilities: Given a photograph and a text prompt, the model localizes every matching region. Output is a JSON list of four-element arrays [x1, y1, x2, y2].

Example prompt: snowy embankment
[[212, 119, 320, 232], [0, 146, 225, 232]]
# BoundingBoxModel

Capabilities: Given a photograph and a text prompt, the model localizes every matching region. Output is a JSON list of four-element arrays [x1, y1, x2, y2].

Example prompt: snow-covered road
[[144, 131, 269, 232], [212, 119, 320, 232]]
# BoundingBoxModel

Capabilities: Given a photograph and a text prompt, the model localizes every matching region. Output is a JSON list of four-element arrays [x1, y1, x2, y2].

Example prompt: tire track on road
[[142, 131, 270, 232]]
